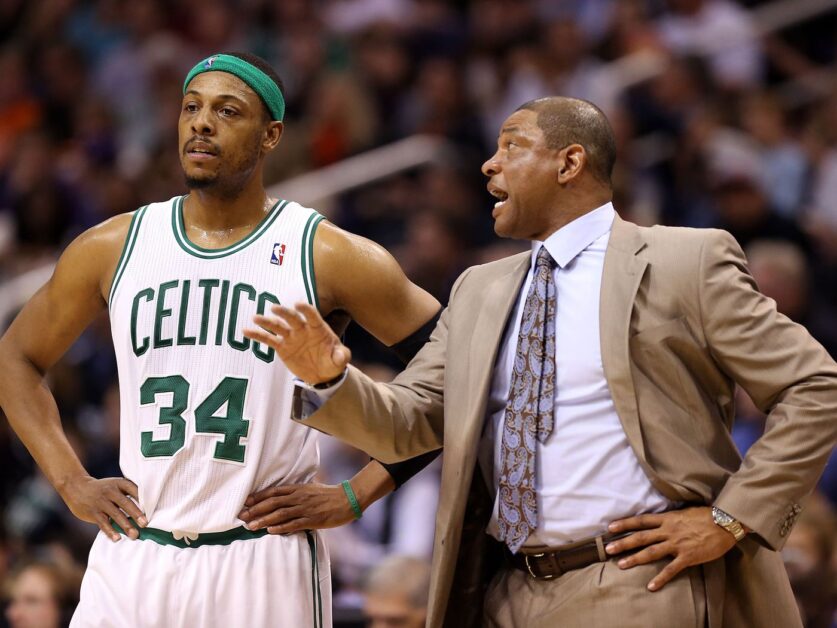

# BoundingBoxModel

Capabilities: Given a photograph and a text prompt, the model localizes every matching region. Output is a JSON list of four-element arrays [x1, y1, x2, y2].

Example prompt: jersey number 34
[[139, 375, 249, 463]]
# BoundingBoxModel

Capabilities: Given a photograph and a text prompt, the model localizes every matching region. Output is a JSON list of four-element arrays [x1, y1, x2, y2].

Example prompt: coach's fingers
[[609, 513, 665, 533], [243, 325, 284, 350], [605, 529, 664, 555], [296, 303, 325, 328], [617, 542, 673, 569], [94, 512, 122, 543], [250, 314, 289, 337], [271, 304, 306, 329], [648, 556, 689, 591]]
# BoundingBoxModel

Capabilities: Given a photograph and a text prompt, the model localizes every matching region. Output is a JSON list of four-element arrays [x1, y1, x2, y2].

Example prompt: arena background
[[0, 0, 835, 626]]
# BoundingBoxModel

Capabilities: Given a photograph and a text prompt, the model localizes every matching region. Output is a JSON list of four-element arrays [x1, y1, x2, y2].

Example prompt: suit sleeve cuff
[[292, 371, 348, 420]]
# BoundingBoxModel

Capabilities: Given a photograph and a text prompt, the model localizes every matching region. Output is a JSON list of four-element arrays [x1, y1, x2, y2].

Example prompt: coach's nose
[[482, 151, 501, 177]]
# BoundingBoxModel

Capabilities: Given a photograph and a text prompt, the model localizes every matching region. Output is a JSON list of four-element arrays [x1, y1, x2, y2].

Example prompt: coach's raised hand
[[243, 302, 351, 385]]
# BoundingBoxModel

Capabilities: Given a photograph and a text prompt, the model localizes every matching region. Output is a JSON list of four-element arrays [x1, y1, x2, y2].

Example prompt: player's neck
[[185, 183, 271, 232]]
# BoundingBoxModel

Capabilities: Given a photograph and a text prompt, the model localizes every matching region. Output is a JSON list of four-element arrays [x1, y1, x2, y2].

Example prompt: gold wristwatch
[[712, 506, 747, 542]]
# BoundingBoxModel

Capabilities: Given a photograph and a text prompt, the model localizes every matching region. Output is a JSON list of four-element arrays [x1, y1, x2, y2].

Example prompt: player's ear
[[263, 121, 283, 153]]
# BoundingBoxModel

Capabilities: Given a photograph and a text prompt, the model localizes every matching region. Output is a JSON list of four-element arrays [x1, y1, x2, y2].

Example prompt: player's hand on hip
[[243, 302, 351, 385], [605, 506, 738, 591], [238, 483, 355, 534], [60, 475, 146, 542]]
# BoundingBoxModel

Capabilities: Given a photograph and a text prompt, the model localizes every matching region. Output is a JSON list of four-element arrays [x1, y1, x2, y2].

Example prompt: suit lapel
[[457, 253, 530, 458], [600, 215, 649, 461]]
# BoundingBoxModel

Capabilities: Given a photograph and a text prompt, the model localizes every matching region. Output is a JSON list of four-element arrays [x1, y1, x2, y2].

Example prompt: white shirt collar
[[530, 202, 615, 269]]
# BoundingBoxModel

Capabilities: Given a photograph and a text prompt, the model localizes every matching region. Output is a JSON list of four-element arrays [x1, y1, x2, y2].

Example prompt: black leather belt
[[506, 531, 632, 580]]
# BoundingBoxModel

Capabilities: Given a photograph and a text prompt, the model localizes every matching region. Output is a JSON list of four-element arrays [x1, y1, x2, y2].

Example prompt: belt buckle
[[524, 552, 555, 580]]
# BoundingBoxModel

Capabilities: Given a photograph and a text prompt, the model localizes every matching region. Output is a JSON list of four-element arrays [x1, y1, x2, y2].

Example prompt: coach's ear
[[263, 121, 284, 153]]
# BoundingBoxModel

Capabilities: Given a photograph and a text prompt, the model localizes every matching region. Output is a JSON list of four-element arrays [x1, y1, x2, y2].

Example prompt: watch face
[[713, 508, 733, 525]]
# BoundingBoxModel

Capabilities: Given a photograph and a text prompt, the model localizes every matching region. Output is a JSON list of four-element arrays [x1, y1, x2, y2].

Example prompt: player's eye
[[184, 103, 199, 113], [220, 107, 238, 117]]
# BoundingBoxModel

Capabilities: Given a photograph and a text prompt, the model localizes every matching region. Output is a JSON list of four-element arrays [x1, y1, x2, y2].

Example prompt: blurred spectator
[[710, 171, 813, 256], [363, 555, 430, 628], [4, 561, 82, 628], [320, 363, 439, 607], [738, 92, 808, 218], [781, 495, 837, 628], [657, 0, 763, 88], [0, 1, 836, 622], [746, 240, 837, 356]]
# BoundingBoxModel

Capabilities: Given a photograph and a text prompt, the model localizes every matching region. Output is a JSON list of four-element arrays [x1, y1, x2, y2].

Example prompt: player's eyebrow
[[183, 90, 249, 105], [500, 125, 519, 136]]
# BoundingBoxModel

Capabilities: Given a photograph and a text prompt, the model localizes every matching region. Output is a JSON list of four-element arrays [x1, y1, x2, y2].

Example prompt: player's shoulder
[[70, 197, 174, 258], [313, 219, 392, 268]]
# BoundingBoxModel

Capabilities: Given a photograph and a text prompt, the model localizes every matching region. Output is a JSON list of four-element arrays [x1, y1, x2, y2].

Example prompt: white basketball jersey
[[108, 194, 324, 534]]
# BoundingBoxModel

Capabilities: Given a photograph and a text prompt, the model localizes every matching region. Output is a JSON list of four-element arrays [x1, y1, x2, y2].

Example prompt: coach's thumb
[[333, 345, 351, 370]]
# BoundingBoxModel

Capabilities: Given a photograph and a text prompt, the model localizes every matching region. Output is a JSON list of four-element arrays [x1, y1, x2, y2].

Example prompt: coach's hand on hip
[[243, 302, 351, 385], [605, 506, 739, 592], [59, 475, 146, 542]]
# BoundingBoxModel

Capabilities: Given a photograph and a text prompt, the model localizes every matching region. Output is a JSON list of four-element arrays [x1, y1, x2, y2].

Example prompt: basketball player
[[0, 53, 440, 627]]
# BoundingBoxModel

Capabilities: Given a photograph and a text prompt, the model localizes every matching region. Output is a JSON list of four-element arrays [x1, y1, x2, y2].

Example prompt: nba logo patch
[[270, 243, 286, 265], [204, 55, 218, 69]]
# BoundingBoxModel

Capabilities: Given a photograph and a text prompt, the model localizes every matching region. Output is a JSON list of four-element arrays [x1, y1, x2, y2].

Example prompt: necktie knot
[[536, 246, 555, 271]]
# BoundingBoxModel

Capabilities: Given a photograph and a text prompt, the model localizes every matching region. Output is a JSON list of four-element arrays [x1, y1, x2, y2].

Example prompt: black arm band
[[388, 307, 443, 364], [376, 307, 444, 488], [381, 448, 442, 489]]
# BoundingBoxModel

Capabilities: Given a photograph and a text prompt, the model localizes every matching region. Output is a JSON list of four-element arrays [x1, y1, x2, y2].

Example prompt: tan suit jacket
[[302, 215, 837, 627]]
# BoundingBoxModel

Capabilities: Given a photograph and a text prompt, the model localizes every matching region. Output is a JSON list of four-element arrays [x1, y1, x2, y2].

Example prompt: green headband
[[183, 54, 285, 121]]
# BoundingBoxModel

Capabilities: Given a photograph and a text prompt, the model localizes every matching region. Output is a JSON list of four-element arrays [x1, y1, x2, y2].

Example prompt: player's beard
[[183, 135, 262, 200]]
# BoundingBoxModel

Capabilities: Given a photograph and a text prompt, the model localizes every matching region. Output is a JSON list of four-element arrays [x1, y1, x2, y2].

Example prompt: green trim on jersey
[[108, 205, 149, 308], [300, 213, 325, 310], [306, 531, 324, 628], [172, 195, 289, 259], [111, 521, 268, 548]]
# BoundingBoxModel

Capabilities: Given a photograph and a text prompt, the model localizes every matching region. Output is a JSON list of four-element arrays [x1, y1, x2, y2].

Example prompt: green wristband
[[341, 480, 363, 520]]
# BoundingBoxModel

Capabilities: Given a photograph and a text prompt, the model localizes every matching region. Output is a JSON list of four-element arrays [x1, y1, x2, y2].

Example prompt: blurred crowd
[[1, 0, 836, 625]]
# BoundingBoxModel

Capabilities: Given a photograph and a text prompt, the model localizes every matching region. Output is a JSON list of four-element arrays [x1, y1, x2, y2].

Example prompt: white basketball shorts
[[70, 527, 331, 627]]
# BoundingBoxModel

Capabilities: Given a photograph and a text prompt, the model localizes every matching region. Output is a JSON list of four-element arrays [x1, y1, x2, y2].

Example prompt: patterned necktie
[[497, 245, 557, 553]]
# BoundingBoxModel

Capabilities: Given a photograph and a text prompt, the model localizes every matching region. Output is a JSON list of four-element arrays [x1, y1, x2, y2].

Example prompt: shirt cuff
[[293, 371, 348, 419]]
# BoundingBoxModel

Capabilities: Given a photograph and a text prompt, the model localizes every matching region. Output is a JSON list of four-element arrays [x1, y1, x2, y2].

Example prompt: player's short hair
[[517, 97, 616, 185]]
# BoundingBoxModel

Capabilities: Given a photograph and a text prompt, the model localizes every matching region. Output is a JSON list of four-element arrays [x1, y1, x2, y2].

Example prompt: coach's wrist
[[312, 370, 347, 389]]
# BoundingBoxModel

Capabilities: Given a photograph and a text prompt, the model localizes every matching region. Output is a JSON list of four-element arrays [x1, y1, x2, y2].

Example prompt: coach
[[245, 97, 837, 627]]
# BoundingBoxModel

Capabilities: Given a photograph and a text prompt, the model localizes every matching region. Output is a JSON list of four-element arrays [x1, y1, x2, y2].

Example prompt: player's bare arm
[[0, 214, 147, 542], [239, 221, 441, 532], [244, 221, 439, 381]]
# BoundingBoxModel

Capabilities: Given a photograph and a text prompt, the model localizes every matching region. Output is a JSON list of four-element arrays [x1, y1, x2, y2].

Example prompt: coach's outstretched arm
[[240, 221, 443, 532], [0, 215, 146, 542], [244, 221, 450, 463]]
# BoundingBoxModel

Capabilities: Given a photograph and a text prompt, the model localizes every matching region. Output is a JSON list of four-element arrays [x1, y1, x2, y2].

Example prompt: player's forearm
[[349, 459, 396, 512], [0, 346, 90, 495]]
